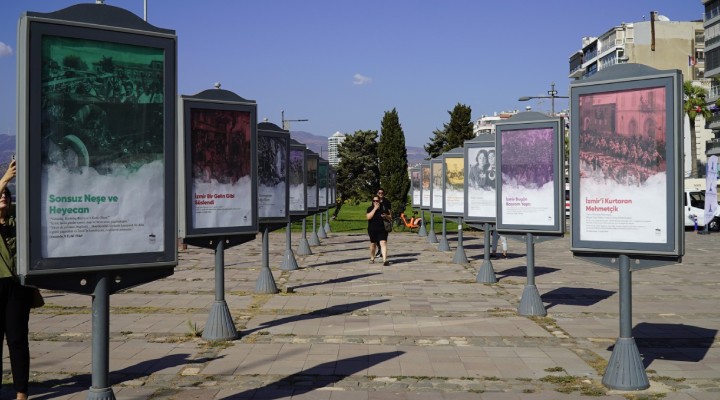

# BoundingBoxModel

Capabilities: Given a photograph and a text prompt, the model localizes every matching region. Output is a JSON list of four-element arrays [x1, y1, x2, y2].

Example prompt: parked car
[[684, 178, 720, 231]]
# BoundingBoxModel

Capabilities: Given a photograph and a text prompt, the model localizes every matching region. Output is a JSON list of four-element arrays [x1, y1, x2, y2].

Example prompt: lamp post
[[518, 82, 569, 116], [281, 110, 309, 131]]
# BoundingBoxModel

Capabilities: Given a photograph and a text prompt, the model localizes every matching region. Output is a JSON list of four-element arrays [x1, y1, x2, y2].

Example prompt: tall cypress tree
[[378, 108, 411, 218]]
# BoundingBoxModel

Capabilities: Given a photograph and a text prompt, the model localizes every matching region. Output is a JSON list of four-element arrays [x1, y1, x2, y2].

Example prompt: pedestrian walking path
[[3, 228, 719, 399]]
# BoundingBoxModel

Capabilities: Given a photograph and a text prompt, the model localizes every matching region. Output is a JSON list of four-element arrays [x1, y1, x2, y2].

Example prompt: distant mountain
[[290, 130, 427, 166]]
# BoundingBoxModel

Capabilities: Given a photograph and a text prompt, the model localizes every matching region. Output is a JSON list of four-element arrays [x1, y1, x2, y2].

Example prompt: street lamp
[[518, 82, 569, 115], [281, 110, 309, 131]]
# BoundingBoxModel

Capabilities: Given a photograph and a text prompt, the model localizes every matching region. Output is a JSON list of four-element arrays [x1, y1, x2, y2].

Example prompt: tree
[[424, 103, 474, 158], [378, 108, 411, 218], [334, 130, 380, 217], [424, 127, 447, 159], [683, 80, 712, 178], [444, 103, 474, 150]]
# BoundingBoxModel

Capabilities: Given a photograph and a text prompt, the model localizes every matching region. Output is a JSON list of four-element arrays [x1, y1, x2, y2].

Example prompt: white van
[[684, 178, 720, 231]]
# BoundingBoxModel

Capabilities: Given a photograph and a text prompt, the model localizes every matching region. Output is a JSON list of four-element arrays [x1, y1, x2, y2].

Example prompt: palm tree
[[683, 80, 712, 178]]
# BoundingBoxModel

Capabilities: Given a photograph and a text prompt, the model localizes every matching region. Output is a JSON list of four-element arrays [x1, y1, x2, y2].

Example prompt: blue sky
[[0, 0, 703, 147]]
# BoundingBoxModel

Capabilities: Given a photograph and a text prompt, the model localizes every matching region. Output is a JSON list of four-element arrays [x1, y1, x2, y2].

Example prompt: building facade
[[703, 0, 720, 156], [327, 131, 346, 166], [570, 11, 712, 175]]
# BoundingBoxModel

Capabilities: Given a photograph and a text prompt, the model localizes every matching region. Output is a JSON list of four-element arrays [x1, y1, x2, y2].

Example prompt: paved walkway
[[2, 226, 720, 399]]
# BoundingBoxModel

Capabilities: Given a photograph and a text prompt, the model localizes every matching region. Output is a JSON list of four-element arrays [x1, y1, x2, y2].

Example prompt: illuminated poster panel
[[570, 66, 683, 256], [464, 137, 496, 223], [19, 12, 177, 273], [306, 151, 318, 212], [430, 159, 443, 212], [411, 168, 421, 207], [421, 163, 431, 209], [288, 142, 307, 215], [257, 126, 288, 221], [318, 160, 328, 208], [443, 151, 464, 216], [191, 108, 253, 228]]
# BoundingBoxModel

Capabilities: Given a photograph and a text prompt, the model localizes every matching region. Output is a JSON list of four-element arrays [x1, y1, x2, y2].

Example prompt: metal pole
[[88, 272, 115, 399], [476, 222, 497, 283], [203, 238, 238, 340], [517, 233, 546, 316], [143, 0, 147, 21], [255, 226, 278, 294], [602, 255, 649, 390], [281, 221, 298, 270], [438, 217, 451, 251]]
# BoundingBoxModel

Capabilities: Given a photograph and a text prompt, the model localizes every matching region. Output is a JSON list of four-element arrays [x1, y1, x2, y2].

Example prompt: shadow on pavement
[[28, 353, 198, 400], [497, 265, 559, 280], [292, 273, 381, 289], [627, 323, 718, 368], [219, 351, 404, 400], [242, 299, 389, 336], [540, 287, 615, 310]]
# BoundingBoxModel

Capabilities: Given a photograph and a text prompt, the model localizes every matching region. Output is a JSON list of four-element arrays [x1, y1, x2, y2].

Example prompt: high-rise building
[[327, 131, 346, 166]]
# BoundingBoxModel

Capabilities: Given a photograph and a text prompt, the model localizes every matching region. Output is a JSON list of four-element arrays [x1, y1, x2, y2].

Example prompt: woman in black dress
[[366, 196, 389, 265]]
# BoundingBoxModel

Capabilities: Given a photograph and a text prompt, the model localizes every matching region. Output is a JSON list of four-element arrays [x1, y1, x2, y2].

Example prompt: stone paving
[[2, 226, 720, 399]]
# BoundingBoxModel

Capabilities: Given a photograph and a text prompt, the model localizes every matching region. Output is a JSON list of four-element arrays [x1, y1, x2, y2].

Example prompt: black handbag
[[383, 219, 393, 232]]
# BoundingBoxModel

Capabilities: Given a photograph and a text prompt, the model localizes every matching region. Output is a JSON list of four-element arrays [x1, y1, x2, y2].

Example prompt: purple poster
[[578, 87, 667, 242], [500, 128, 555, 225]]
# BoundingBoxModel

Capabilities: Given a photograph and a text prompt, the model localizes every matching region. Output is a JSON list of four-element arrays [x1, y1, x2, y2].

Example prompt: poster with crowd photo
[[189, 107, 254, 229], [431, 159, 443, 212], [411, 168, 421, 207], [495, 112, 564, 235], [421, 163, 431, 209], [306, 151, 319, 211], [34, 32, 175, 262], [318, 161, 328, 208], [498, 127, 557, 228], [443, 150, 465, 216], [257, 129, 288, 221], [288, 143, 307, 215], [464, 138, 496, 223], [570, 67, 683, 257]]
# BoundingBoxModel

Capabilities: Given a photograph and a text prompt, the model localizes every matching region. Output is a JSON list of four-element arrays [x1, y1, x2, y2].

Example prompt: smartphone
[[11, 154, 15, 161]]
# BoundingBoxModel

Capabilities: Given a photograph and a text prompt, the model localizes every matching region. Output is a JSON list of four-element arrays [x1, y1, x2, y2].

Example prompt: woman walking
[[366, 195, 390, 266]]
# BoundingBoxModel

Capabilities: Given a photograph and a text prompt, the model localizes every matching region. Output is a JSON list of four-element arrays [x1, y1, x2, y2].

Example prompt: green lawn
[[287, 202, 460, 233]]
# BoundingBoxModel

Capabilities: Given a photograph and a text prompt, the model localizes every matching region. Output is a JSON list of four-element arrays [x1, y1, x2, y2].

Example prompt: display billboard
[[495, 113, 565, 235], [430, 158, 443, 212], [411, 167, 421, 208], [306, 150, 319, 212], [464, 135, 496, 223], [288, 139, 307, 216], [570, 65, 683, 257], [421, 162, 431, 210], [17, 6, 177, 274], [442, 148, 465, 217], [318, 159, 328, 209], [257, 122, 289, 224]]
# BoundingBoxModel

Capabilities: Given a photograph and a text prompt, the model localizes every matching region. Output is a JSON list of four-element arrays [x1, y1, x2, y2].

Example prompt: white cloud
[[0, 42, 12, 57], [353, 73, 372, 86]]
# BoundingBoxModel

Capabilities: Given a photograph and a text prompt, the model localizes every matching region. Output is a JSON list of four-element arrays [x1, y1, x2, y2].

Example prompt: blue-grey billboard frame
[[410, 166, 421, 208], [464, 134, 497, 224], [288, 139, 308, 217], [257, 122, 290, 225], [442, 147, 465, 218], [495, 112, 565, 235], [430, 157, 443, 212], [305, 150, 319, 213], [569, 64, 683, 258], [420, 162, 431, 210], [179, 90, 258, 239], [17, 5, 177, 277]]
